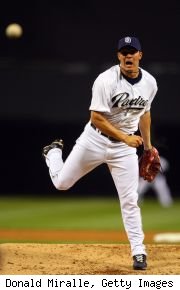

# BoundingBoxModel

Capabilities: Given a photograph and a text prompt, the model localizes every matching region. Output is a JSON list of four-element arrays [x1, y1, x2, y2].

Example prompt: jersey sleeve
[[145, 80, 158, 112], [89, 76, 111, 113]]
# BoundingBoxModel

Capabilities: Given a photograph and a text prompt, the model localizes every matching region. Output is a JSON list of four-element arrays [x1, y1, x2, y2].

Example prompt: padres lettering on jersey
[[112, 93, 148, 109]]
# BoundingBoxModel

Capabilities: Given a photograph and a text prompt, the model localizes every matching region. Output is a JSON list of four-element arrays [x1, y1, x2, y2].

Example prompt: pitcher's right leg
[[43, 141, 103, 191]]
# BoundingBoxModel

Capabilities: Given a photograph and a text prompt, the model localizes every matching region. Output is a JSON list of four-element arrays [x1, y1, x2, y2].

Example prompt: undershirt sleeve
[[145, 81, 158, 112]]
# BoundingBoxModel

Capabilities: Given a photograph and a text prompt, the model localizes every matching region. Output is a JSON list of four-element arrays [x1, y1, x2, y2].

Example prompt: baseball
[[5, 23, 23, 39]]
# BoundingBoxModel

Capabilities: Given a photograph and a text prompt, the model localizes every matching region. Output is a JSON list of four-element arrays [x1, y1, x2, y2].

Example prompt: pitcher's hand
[[124, 135, 143, 148]]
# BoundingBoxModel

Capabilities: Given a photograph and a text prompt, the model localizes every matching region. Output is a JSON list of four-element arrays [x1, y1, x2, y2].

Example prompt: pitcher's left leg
[[109, 153, 147, 257]]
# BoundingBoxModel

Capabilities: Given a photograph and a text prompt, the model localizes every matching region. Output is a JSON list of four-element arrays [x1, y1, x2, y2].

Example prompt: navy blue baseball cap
[[118, 36, 141, 51]]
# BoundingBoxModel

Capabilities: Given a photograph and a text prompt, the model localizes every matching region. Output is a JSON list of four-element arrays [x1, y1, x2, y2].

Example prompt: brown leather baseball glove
[[139, 146, 161, 182]]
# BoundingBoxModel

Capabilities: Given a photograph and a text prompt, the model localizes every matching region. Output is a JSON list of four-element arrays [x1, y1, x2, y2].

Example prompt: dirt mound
[[0, 243, 180, 275]]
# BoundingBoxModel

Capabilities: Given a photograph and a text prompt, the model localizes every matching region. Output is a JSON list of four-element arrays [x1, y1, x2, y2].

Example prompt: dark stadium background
[[0, 0, 179, 197]]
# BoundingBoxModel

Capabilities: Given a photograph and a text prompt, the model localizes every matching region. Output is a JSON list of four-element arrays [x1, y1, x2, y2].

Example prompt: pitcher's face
[[117, 46, 142, 75]]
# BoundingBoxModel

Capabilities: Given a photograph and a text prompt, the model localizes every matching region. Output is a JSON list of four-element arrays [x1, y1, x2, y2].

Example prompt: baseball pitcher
[[42, 36, 160, 270]]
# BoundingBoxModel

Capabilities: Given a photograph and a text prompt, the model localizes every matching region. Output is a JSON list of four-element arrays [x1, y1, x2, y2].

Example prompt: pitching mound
[[0, 243, 180, 275]]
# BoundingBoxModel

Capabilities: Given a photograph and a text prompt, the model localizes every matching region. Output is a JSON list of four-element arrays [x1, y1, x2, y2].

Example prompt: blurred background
[[0, 0, 180, 200]]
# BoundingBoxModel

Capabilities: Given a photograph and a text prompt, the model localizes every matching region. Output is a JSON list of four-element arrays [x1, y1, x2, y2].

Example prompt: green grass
[[141, 199, 180, 231], [0, 196, 122, 230], [0, 196, 179, 231]]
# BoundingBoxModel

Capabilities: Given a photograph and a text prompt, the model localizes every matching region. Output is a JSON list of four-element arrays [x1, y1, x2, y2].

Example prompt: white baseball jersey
[[89, 65, 158, 134]]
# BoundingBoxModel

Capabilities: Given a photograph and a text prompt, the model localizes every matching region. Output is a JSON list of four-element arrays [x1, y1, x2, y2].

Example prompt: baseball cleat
[[133, 254, 147, 270], [42, 139, 64, 158]]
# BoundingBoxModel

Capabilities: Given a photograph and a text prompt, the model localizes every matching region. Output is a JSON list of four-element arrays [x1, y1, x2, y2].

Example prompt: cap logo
[[125, 37, 131, 43]]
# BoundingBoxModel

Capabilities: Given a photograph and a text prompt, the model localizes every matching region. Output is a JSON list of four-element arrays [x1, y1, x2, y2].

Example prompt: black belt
[[90, 123, 120, 142]]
